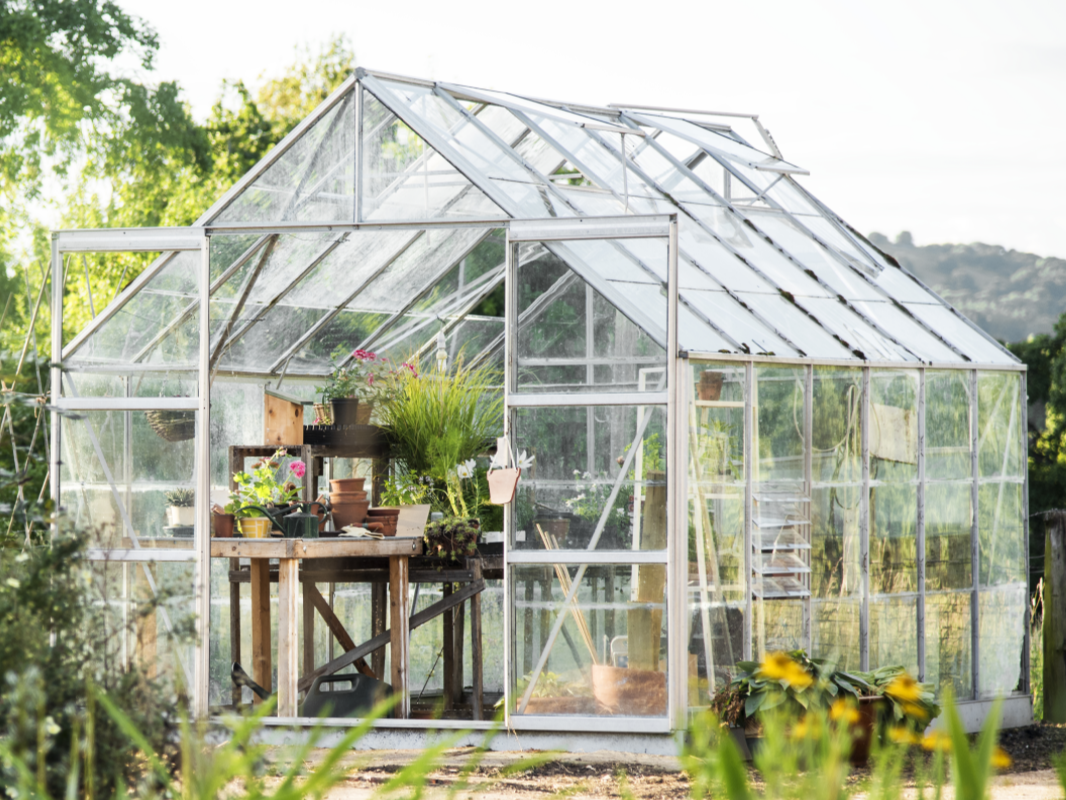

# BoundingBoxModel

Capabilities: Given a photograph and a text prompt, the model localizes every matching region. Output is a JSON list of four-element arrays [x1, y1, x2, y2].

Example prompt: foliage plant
[[719, 651, 938, 733], [316, 346, 379, 403], [163, 488, 195, 507], [0, 530, 193, 797], [422, 517, 479, 565], [377, 354, 504, 490]]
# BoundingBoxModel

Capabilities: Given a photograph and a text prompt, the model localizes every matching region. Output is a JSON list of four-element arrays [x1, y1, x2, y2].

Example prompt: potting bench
[[211, 535, 423, 718]]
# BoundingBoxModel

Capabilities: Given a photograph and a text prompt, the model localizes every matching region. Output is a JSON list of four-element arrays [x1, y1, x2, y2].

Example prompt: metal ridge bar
[[508, 215, 672, 241], [129, 235, 273, 364], [265, 231, 425, 372], [198, 75, 358, 226], [437, 81, 638, 135], [205, 218, 505, 235], [61, 251, 178, 360], [507, 391, 668, 407], [609, 102, 758, 119], [355, 66, 436, 88], [682, 351, 1024, 371]]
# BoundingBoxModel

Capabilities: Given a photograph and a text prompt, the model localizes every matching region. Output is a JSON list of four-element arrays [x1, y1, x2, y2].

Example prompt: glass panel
[[925, 591, 973, 699], [754, 366, 805, 486], [513, 565, 668, 717], [870, 370, 919, 484], [736, 293, 857, 360], [67, 250, 201, 369], [679, 224, 777, 294], [811, 367, 863, 670], [978, 482, 1026, 587], [213, 92, 354, 224], [91, 562, 195, 696], [903, 304, 1015, 365], [682, 290, 801, 358], [925, 483, 973, 591], [868, 595, 918, 675], [515, 245, 666, 394], [60, 408, 198, 551], [512, 405, 666, 552], [361, 89, 508, 222], [678, 302, 736, 354], [754, 599, 805, 655], [926, 370, 973, 481], [850, 301, 962, 363], [870, 484, 917, 593], [785, 296, 916, 363], [635, 113, 801, 171], [978, 583, 1027, 698], [683, 205, 833, 298], [370, 78, 571, 219], [977, 372, 1024, 479]]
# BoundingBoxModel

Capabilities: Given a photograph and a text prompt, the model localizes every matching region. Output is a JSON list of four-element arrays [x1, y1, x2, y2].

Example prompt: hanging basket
[[145, 409, 195, 442]]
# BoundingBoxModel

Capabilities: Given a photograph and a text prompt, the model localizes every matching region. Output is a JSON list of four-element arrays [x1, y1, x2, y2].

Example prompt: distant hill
[[867, 232, 1066, 343]]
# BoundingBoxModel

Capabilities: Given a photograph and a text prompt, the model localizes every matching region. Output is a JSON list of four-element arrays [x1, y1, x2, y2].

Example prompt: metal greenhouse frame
[[50, 67, 1030, 747]]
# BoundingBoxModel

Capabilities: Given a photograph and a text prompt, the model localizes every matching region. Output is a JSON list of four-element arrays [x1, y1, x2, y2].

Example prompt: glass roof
[[65, 69, 1018, 372]]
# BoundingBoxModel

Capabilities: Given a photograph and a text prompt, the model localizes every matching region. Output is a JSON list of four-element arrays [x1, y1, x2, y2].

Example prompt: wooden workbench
[[211, 536, 422, 718]]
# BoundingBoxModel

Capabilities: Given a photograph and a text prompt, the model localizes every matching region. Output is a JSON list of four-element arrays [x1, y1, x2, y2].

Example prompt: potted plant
[[316, 346, 388, 427], [164, 488, 195, 527], [422, 516, 479, 567], [232, 449, 305, 538]]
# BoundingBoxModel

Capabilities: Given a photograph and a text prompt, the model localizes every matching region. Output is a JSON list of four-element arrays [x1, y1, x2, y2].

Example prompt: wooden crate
[[264, 387, 305, 446]]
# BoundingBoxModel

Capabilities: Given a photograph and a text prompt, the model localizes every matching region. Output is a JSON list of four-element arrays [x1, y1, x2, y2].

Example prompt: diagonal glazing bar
[[208, 235, 278, 371], [355, 229, 494, 353], [411, 264, 507, 360], [210, 234, 349, 367], [130, 235, 274, 363], [279, 93, 353, 221]]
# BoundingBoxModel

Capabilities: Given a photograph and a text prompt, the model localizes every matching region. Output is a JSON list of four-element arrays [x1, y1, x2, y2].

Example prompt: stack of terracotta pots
[[328, 478, 369, 530], [366, 507, 399, 537]]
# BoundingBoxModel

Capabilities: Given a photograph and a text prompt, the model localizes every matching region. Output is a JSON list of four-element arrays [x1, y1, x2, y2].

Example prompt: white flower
[[517, 450, 535, 470], [5, 578, 19, 589], [14, 552, 28, 563], [582, 471, 591, 480], [456, 459, 476, 479]]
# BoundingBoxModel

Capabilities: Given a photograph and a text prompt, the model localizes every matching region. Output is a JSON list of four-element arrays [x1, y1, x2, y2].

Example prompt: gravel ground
[[278, 723, 1066, 799]]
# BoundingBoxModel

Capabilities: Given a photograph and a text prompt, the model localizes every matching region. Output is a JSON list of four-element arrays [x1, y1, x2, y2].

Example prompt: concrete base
[[928, 695, 1033, 733]]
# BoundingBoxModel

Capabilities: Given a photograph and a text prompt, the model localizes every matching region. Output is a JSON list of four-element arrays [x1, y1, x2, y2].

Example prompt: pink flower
[[351, 349, 377, 361], [289, 461, 306, 479]]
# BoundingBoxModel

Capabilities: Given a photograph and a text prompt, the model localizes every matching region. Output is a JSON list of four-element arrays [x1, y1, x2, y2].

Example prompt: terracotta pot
[[213, 512, 235, 538], [239, 517, 273, 539], [355, 402, 373, 425], [367, 507, 400, 518], [590, 665, 667, 716], [330, 491, 367, 504], [330, 398, 360, 426], [848, 696, 886, 766], [330, 478, 366, 493], [330, 499, 369, 528], [698, 370, 724, 401]]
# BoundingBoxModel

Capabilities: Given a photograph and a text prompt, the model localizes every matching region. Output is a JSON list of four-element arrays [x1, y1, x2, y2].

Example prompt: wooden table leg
[[454, 594, 465, 708], [250, 558, 272, 703], [277, 558, 300, 717], [389, 556, 411, 719], [302, 580, 316, 678], [371, 581, 386, 679]]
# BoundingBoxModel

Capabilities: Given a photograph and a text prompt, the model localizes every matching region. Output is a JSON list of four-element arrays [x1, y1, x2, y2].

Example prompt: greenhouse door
[[51, 228, 212, 718], [502, 214, 683, 732]]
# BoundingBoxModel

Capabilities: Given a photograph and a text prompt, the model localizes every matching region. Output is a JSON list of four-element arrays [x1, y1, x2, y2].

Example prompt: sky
[[119, 0, 1066, 259]]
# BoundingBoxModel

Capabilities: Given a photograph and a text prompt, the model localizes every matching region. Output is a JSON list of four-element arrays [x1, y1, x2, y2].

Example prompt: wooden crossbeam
[[298, 579, 485, 693], [303, 584, 377, 679]]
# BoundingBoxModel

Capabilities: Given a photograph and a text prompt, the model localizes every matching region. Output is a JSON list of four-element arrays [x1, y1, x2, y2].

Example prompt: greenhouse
[[50, 67, 1029, 747]]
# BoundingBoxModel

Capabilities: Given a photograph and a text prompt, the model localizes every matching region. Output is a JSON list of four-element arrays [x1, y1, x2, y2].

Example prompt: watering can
[[237, 503, 324, 539]]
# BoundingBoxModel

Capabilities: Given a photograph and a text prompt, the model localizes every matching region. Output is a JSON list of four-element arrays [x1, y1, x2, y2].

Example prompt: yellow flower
[[884, 673, 922, 703], [830, 698, 860, 724], [901, 701, 929, 721], [791, 715, 821, 741], [992, 746, 1012, 769], [921, 731, 953, 752], [889, 726, 920, 745], [758, 652, 814, 689]]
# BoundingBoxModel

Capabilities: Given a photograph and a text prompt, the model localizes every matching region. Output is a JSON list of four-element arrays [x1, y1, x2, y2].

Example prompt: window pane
[[926, 370, 972, 481], [870, 370, 918, 484], [512, 405, 666, 552], [925, 483, 973, 591], [869, 595, 918, 676], [978, 481, 1026, 587], [978, 584, 1027, 698], [925, 591, 972, 699], [977, 372, 1024, 479], [512, 565, 667, 717]]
